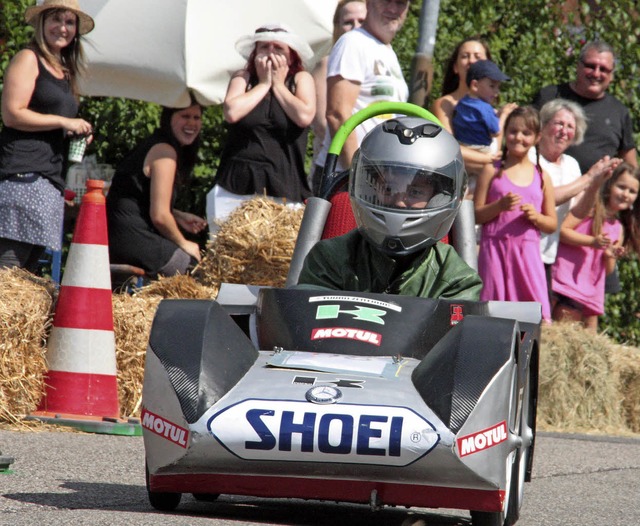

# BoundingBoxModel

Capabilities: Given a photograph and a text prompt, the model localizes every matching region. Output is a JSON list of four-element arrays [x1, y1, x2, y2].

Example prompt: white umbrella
[[77, 0, 337, 107]]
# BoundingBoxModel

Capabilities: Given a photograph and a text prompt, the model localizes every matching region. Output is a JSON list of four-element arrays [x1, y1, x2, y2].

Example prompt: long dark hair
[[158, 101, 202, 183], [441, 37, 492, 96]]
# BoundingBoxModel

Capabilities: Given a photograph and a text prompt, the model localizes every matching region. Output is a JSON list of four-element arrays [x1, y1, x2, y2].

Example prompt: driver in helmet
[[296, 117, 482, 299]]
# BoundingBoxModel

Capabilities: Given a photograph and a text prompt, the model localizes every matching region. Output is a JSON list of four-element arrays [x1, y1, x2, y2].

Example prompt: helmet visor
[[354, 163, 456, 211]]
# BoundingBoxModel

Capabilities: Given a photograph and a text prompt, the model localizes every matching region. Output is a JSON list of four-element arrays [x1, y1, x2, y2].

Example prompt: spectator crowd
[[2, 0, 639, 333]]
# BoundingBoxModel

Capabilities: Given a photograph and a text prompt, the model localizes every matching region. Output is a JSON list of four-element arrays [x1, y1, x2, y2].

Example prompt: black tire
[[470, 450, 518, 526], [470, 510, 504, 526], [148, 490, 182, 511], [145, 463, 182, 511], [192, 493, 220, 503]]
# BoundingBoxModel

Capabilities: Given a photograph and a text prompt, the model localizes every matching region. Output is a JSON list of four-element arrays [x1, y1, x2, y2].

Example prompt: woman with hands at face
[[208, 24, 316, 229], [0, 0, 95, 273]]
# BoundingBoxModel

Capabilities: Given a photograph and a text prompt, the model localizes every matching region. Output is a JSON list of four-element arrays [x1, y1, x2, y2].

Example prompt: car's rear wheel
[[146, 463, 182, 511]]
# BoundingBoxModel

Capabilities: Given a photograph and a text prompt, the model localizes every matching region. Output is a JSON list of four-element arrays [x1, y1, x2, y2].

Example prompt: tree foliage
[[2, 0, 639, 342]]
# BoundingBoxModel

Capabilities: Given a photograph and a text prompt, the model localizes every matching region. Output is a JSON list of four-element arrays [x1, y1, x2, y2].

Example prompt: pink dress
[[551, 216, 621, 316], [478, 166, 551, 321]]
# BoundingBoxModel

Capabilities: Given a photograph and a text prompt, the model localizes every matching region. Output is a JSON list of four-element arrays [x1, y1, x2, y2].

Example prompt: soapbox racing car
[[141, 104, 540, 526]]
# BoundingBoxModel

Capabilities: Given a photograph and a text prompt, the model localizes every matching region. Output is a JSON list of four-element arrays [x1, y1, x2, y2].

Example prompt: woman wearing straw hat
[[207, 23, 316, 230], [0, 0, 94, 273]]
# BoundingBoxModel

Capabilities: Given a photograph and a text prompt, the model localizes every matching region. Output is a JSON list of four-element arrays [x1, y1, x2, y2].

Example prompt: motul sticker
[[311, 327, 382, 346], [457, 421, 508, 457], [208, 399, 439, 466], [141, 408, 189, 448]]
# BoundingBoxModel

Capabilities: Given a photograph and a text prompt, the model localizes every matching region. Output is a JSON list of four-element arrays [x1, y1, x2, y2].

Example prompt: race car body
[[142, 285, 539, 526]]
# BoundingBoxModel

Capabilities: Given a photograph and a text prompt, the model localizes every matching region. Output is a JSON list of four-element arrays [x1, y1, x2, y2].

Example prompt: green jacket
[[297, 230, 482, 300]]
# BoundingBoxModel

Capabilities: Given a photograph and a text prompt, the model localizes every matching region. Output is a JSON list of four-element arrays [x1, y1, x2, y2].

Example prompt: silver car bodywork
[[142, 285, 539, 525]]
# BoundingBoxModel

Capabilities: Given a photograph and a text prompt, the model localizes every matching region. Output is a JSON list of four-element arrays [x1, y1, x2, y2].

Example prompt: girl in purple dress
[[552, 163, 640, 330], [474, 107, 557, 321]]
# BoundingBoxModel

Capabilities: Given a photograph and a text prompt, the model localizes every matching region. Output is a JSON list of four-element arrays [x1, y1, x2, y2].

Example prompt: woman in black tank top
[[207, 23, 316, 228], [0, 0, 94, 273], [106, 103, 208, 277]]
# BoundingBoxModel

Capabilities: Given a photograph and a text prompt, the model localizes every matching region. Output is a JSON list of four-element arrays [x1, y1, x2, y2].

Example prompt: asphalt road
[[1, 428, 639, 526]]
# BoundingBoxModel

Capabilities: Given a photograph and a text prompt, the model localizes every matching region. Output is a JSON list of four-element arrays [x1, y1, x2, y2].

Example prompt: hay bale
[[194, 197, 304, 288], [112, 293, 161, 418], [136, 274, 218, 299], [0, 268, 55, 423], [112, 275, 218, 417], [608, 344, 640, 433], [539, 323, 638, 435]]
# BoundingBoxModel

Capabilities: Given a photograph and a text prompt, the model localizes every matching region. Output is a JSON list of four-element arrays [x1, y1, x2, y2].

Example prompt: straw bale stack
[[112, 293, 161, 418], [137, 273, 219, 300], [0, 268, 56, 423], [608, 344, 640, 433], [193, 197, 304, 288], [538, 322, 640, 435]]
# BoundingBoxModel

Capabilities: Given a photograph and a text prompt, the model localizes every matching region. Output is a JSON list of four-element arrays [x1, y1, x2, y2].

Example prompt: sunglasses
[[580, 61, 613, 75]]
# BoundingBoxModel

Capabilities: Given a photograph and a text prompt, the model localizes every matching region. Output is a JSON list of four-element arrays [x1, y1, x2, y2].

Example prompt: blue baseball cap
[[466, 60, 511, 86]]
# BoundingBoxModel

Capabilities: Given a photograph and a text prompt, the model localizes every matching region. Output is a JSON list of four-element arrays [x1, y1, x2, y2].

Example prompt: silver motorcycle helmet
[[349, 117, 467, 256]]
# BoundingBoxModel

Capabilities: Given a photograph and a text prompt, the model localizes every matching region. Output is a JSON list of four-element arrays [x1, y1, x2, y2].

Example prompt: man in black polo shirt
[[533, 40, 636, 173]]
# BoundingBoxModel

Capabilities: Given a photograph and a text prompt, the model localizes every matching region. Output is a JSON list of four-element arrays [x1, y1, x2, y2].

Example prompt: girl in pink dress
[[474, 107, 557, 321], [552, 163, 640, 330]]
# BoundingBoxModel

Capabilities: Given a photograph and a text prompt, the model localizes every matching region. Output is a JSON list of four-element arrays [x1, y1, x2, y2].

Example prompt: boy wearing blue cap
[[452, 60, 517, 155]]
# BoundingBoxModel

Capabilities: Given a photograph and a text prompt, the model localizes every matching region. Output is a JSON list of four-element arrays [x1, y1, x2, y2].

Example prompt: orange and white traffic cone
[[30, 180, 139, 435]]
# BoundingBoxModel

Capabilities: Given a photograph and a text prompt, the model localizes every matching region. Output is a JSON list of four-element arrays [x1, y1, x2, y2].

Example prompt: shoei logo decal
[[450, 304, 464, 326], [457, 421, 508, 457], [208, 399, 439, 466], [311, 327, 382, 346], [315, 304, 387, 325], [141, 409, 189, 448]]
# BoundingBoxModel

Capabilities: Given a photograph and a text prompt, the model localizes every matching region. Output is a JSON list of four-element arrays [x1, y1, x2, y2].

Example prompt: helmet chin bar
[[371, 234, 437, 258], [382, 237, 437, 256]]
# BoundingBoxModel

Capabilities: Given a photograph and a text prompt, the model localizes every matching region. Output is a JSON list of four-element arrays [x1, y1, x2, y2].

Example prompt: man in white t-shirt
[[314, 0, 410, 190]]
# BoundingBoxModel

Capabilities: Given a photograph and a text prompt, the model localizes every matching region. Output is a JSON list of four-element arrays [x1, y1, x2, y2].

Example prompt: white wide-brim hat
[[25, 0, 95, 35], [235, 23, 313, 67]]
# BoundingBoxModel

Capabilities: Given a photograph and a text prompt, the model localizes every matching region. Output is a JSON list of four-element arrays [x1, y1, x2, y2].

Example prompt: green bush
[[2, 1, 639, 343]]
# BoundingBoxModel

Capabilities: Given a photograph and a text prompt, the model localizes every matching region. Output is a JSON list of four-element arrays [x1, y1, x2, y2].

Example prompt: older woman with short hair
[[533, 98, 619, 266]]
